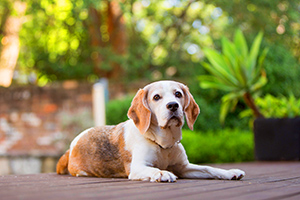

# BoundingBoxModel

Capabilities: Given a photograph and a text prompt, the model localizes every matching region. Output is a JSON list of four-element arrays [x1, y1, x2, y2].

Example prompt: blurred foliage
[[240, 94, 300, 119], [0, 0, 242, 85], [18, 0, 94, 83], [1, 0, 300, 130], [262, 43, 300, 97], [204, 0, 300, 60], [181, 129, 254, 163]]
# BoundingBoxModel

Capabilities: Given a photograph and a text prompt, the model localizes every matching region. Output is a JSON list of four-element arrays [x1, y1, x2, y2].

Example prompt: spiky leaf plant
[[199, 29, 268, 123]]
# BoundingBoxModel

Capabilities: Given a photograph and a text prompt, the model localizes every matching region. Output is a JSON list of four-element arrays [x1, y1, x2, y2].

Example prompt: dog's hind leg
[[56, 150, 70, 175]]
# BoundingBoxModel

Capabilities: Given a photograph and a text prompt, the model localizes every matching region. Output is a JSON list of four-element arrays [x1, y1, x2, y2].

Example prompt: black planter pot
[[253, 117, 300, 161]]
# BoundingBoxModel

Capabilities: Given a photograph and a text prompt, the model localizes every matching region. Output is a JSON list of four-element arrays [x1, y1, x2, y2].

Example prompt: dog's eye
[[153, 94, 161, 101], [175, 91, 182, 98]]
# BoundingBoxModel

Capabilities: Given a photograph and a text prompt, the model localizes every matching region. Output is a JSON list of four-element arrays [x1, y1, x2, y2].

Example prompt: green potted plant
[[198, 29, 300, 161], [240, 94, 300, 160], [199, 29, 268, 123]]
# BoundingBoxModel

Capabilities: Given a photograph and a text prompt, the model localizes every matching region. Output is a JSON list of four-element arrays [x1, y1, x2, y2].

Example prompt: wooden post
[[92, 79, 107, 127]]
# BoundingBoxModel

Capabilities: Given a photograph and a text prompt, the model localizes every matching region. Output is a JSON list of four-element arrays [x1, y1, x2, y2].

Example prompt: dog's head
[[127, 80, 200, 135]]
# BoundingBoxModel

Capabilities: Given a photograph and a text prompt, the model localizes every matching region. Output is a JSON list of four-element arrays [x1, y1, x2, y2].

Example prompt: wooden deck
[[1, 162, 300, 200]]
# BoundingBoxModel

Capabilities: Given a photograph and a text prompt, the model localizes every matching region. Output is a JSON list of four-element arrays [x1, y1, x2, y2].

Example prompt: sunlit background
[[0, 0, 299, 175]]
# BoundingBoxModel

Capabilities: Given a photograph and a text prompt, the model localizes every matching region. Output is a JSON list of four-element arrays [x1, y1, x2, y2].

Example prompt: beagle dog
[[56, 80, 245, 182]]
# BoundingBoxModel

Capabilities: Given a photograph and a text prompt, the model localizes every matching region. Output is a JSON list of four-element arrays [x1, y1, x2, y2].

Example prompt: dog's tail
[[56, 149, 70, 175]]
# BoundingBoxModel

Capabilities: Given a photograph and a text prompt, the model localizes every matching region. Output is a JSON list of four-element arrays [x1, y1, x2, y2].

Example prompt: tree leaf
[[220, 99, 231, 125], [221, 90, 246, 102], [222, 37, 238, 71], [247, 31, 263, 75], [234, 29, 248, 59], [250, 76, 267, 92], [198, 75, 237, 91], [201, 62, 238, 87], [203, 48, 239, 86], [256, 47, 269, 74]]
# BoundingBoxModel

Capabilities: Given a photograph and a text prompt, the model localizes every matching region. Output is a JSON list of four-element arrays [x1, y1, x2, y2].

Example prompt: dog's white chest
[[153, 148, 175, 169]]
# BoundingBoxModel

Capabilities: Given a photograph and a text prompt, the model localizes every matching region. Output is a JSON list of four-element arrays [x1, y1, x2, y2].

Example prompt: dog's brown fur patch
[[61, 122, 132, 178]]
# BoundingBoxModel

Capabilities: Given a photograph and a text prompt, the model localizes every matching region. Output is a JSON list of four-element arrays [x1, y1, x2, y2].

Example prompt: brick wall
[[0, 81, 95, 175]]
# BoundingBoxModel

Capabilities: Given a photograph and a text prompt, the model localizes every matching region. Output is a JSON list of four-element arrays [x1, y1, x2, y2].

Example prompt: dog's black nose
[[167, 102, 179, 112]]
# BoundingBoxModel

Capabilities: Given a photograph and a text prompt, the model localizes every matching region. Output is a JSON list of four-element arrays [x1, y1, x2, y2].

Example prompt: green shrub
[[181, 129, 254, 164], [106, 96, 133, 125], [240, 94, 300, 119]]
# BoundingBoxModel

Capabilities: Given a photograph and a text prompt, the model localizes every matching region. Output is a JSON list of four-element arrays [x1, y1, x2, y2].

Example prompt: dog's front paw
[[129, 169, 177, 183], [150, 170, 177, 183], [227, 169, 245, 180]]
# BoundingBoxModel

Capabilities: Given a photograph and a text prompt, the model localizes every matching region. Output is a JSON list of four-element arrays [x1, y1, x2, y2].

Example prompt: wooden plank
[[182, 177, 300, 200], [0, 162, 300, 200], [178, 162, 300, 200]]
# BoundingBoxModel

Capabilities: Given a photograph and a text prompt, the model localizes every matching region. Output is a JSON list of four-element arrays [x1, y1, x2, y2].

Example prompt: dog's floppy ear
[[127, 89, 151, 134], [181, 84, 200, 130]]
